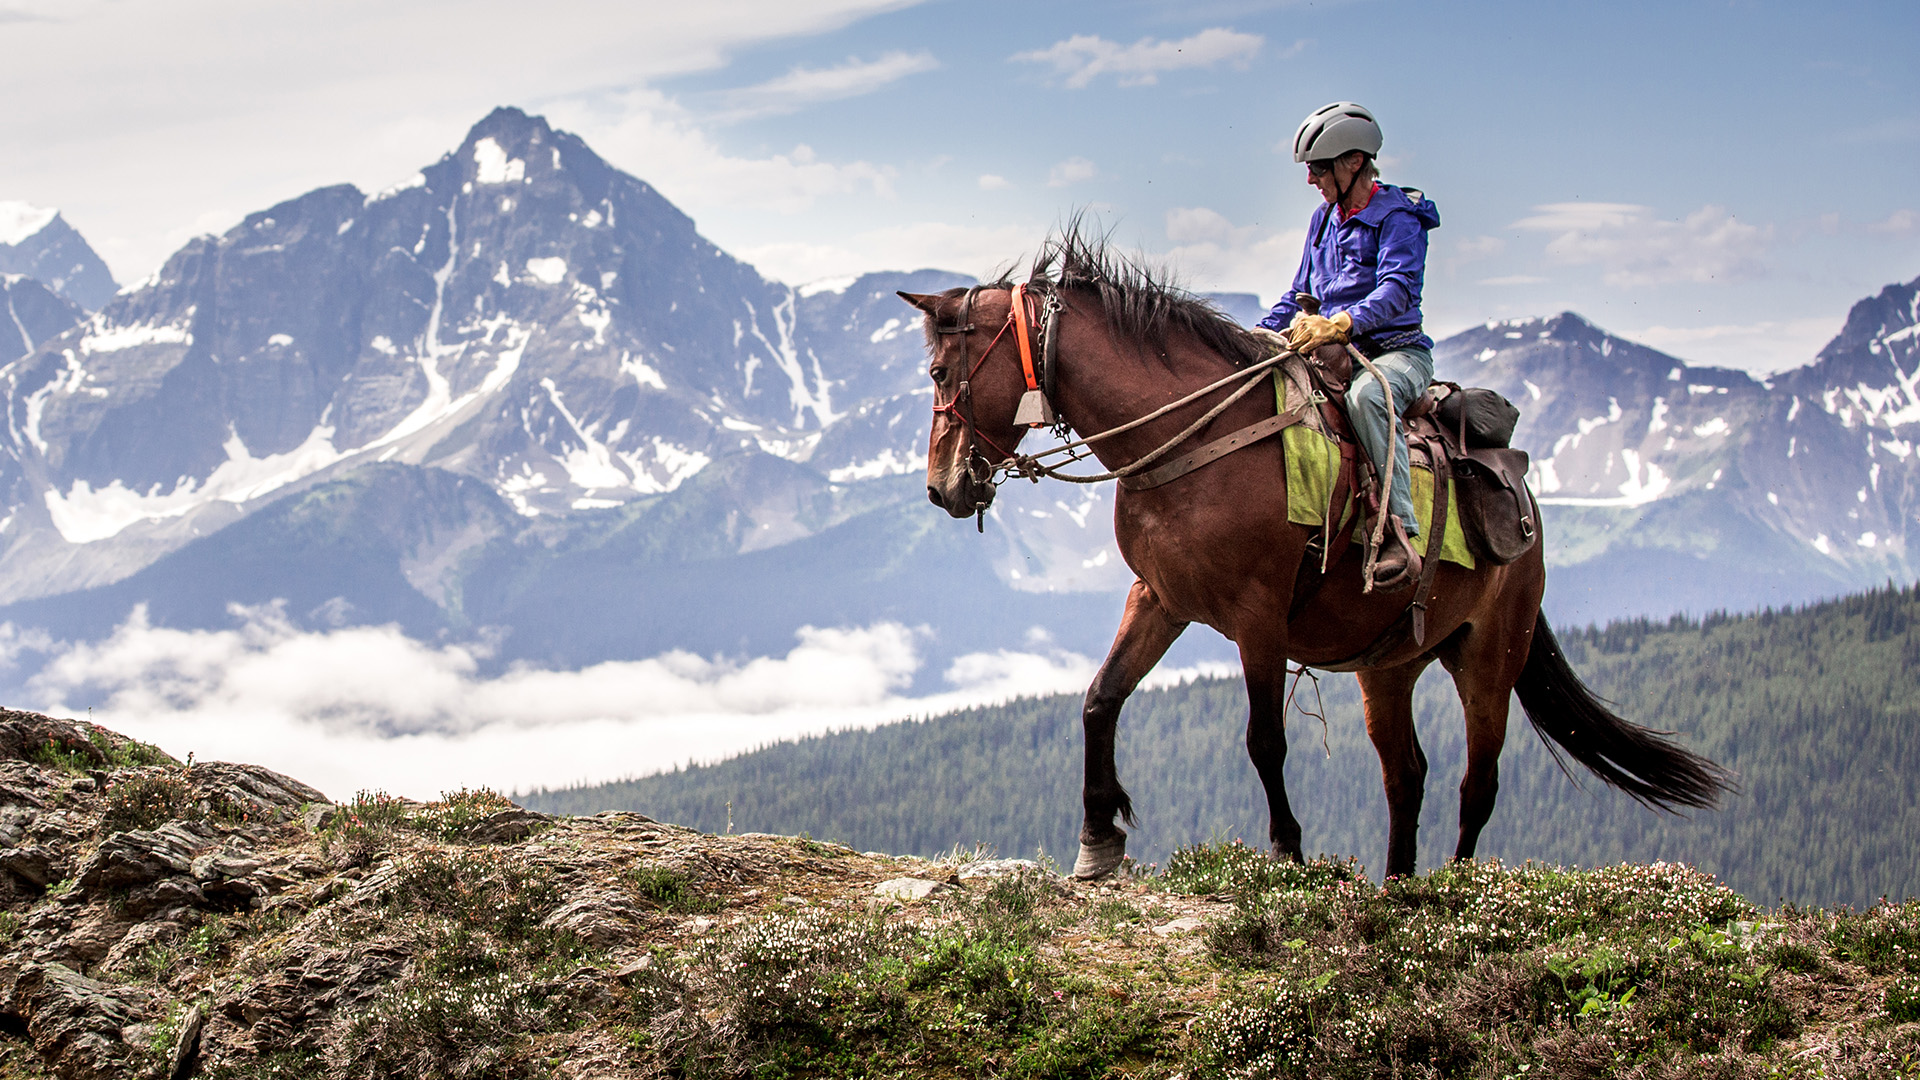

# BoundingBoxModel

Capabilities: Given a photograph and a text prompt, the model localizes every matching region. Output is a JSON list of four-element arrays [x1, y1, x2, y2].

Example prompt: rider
[[1259, 101, 1440, 589]]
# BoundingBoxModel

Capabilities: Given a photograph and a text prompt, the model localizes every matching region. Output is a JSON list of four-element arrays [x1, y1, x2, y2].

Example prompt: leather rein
[[932, 283, 1305, 516]]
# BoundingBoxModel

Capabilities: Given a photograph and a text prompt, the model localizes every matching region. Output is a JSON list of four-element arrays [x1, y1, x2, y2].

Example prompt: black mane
[[1017, 221, 1267, 368]]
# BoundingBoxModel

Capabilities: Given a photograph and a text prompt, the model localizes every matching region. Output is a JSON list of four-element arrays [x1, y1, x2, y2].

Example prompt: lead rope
[[1347, 343, 1398, 593]]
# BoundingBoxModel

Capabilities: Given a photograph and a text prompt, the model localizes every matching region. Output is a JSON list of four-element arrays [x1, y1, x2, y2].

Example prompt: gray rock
[[956, 858, 1044, 881], [873, 877, 952, 902], [299, 803, 338, 831], [169, 1003, 204, 1080], [1151, 917, 1204, 936], [123, 877, 207, 918], [190, 849, 264, 883], [75, 822, 212, 892], [540, 889, 645, 948], [0, 844, 60, 887], [185, 762, 328, 823], [0, 961, 151, 1080], [462, 807, 551, 844]]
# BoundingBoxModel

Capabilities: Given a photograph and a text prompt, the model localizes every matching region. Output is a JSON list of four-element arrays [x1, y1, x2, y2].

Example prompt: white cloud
[[545, 89, 897, 216], [1626, 316, 1842, 375], [1511, 202, 1773, 287], [977, 174, 1012, 191], [1157, 206, 1305, 301], [1013, 27, 1263, 89], [0, 0, 925, 278], [15, 604, 1107, 800], [1477, 275, 1548, 286], [1868, 209, 1918, 235], [1047, 156, 1098, 187], [734, 219, 1040, 284], [714, 50, 939, 120]]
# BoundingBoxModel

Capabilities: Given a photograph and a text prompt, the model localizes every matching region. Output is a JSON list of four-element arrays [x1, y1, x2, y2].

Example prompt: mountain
[[0, 275, 85, 366], [0, 105, 1914, 682], [0, 202, 116, 311], [1434, 287, 1920, 623], [525, 581, 1920, 909]]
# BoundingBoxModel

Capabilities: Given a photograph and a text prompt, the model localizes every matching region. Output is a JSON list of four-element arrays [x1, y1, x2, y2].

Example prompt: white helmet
[[1292, 102, 1382, 164]]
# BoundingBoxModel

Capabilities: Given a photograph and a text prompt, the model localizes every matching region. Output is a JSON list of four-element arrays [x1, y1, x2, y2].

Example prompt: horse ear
[[897, 291, 939, 312]]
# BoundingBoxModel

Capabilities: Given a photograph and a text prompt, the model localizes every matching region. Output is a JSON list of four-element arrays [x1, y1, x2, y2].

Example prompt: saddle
[[1280, 342, 1538, 653]]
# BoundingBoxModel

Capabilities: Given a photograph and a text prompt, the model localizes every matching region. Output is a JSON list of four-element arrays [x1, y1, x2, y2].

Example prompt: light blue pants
[[1344, 345, 1433, 535]]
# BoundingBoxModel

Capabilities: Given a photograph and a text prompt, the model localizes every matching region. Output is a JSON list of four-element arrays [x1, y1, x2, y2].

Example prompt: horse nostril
[[927, 486, 943, 508]]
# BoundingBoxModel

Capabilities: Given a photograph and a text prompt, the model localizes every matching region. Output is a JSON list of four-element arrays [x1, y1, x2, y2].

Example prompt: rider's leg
[[1344, 345, 1435, 535]]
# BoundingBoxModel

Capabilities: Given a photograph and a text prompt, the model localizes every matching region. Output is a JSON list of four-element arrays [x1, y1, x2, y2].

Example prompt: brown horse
[[900, 233, 1728, 880]]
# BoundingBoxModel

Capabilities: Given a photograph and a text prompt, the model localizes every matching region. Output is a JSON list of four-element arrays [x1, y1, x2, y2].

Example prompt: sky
[[0, 0, 1915, 376]]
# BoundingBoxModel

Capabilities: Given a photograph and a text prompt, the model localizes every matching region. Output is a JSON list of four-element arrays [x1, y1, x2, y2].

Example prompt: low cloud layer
[[1512, 202, 1773, 288], [6, 605, 1229, 803]]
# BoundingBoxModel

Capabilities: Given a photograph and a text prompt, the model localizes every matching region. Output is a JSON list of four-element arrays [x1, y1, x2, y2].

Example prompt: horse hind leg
[[1438, 621, 1529, 863], [1357, 659, 1433, 878], [1074, 579, 1186, 880]]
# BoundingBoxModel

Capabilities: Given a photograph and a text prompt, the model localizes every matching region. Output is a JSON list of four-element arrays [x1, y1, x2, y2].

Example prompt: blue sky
[[2, 0, 1915, 372]]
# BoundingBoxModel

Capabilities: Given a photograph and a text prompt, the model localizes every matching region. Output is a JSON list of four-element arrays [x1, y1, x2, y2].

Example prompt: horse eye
[[929, 364, 948, 384]]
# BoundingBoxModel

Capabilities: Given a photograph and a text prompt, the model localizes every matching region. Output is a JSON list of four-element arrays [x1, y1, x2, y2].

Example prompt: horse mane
[[1009, 220, 1267, 368]]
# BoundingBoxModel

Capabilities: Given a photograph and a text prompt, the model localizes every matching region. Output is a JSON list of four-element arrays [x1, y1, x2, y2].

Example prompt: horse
[[899, 232, 1729, 880]]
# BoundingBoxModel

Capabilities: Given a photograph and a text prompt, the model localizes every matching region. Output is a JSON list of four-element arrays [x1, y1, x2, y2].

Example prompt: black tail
[[1514, 611, 1732, 811]]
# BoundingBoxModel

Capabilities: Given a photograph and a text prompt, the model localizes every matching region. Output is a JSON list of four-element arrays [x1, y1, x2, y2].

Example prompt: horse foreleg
[[1074, 579, 1186, 880], [1357, 659, 1433, 878], [1241, 646, 1305, 863]]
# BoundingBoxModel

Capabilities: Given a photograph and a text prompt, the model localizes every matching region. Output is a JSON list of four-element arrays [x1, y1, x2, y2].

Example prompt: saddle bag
[[1434, 385, 1521, 449], [1451, 446, 1539, 565]]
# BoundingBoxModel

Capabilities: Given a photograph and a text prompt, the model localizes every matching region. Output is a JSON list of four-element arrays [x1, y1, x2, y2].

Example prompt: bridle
[[929, 283, 1298, 529], [929, 282, 1065, 530]]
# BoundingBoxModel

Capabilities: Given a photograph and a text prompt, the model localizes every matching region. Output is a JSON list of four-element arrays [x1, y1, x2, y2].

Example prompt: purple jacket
[[1258, 184, 1441, 350]]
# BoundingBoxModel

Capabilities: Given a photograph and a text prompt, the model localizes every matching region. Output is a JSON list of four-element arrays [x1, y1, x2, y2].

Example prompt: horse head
[[898, 287, 1031, 519]]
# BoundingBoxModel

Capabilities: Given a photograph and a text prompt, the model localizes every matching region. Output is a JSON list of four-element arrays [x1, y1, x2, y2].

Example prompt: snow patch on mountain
[[44, 425, 346, 543], [0, 203, 57, 247]]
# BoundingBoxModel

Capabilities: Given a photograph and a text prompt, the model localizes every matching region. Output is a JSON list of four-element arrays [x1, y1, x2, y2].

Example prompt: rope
[[996, 349, 1294, 486]]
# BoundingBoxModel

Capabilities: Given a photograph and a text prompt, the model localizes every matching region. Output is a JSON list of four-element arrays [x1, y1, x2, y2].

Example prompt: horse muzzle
[[927, 460, 994, 519]]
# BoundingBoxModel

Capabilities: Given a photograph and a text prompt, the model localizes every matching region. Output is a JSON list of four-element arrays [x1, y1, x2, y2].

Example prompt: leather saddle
[[1282, 343, 1539, 653]]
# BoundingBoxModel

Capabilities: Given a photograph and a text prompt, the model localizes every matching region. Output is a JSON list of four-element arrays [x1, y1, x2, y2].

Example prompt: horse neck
[[1052, 309, 1263, 472]]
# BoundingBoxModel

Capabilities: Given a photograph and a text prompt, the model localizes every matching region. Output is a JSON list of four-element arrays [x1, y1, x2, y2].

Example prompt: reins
[[935, 282, 1297, 493]]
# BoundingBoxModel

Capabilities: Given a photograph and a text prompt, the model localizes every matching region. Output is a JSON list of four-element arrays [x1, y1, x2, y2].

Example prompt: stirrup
[[1371, 518, 1422, 593]]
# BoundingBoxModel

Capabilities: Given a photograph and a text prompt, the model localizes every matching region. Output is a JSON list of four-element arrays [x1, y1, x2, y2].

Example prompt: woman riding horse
[[902, 230, 1726, 881], [1262, 102, 1440, 591]]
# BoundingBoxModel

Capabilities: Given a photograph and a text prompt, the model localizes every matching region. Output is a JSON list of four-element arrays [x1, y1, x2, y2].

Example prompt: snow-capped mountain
[[0, 105, 1913, 671], [0, 203, 116, 312], [0, 108, 969, 604], [1435, 282, 1920, 620]]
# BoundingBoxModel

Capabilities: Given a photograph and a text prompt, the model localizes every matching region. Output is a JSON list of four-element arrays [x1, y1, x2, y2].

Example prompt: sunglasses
[[1306, 159, 1338, 177]]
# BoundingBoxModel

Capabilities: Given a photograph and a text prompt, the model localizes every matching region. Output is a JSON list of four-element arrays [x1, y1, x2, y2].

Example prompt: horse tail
[[1514, 610, 1732, 811]]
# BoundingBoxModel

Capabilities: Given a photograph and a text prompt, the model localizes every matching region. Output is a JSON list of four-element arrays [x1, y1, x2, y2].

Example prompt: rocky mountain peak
[[0, 204, 116, 312]]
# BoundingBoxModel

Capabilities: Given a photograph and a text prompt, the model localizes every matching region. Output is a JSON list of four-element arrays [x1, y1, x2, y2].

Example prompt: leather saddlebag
[[1452, 446, 1539, 564], [1435, 386, 1521, 449]]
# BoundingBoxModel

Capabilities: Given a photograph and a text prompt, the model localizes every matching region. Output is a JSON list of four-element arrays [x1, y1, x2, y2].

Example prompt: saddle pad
[[1281, 424, 1476, 569]]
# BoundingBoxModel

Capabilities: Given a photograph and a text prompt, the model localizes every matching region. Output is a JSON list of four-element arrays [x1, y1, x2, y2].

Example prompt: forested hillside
[[524, 584, 1920, 909]]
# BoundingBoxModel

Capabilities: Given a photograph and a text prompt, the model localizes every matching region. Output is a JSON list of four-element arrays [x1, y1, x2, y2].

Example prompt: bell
[[1013, 389, 1056, 428]]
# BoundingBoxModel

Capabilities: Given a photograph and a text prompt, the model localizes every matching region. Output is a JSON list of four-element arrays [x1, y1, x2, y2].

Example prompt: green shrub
[[1889, 974, 1920, 1023], [629, 863, 720, 914], [1829, 901, 1920, 973], [1157, 840, 1360, 897], [100, 771, 190, 833]]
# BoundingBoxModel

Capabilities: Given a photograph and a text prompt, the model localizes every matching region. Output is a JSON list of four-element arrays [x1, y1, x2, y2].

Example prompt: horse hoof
[[1073, 837, 1127, 880]]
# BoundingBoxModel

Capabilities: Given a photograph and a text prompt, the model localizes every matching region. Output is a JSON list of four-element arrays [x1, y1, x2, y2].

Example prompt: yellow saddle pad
[[1281, 423, 1476, 569]]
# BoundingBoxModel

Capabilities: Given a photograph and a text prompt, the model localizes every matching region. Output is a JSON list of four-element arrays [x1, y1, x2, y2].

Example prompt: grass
[[319, 787, 542, 867]]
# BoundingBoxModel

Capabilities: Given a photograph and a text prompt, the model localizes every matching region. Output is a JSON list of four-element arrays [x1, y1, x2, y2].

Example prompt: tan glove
[[1286, 310, 1352, 353]]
